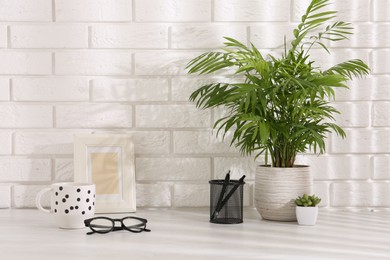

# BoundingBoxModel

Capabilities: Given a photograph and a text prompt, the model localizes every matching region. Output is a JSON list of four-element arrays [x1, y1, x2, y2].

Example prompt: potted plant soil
[[185, 0, 369, 221], [295, 194, 321, 226]]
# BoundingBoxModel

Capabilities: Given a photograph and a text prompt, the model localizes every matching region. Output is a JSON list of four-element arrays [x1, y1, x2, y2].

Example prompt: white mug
[[36, 182, 96, 229]]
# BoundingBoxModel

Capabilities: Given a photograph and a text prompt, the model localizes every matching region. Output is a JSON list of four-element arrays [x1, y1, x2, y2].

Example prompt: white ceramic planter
[[296, 206, 318, 226], [254, 165, 312, 221]]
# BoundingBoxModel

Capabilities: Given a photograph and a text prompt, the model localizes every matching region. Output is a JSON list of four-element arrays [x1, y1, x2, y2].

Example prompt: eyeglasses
[[84, 216, 151, 235]]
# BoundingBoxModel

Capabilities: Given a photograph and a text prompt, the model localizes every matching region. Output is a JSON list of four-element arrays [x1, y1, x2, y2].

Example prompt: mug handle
[[35, 187, 52, 213]]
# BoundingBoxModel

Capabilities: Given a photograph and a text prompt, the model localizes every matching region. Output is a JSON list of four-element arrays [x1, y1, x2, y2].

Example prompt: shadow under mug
[[36, 182, 96, 229]]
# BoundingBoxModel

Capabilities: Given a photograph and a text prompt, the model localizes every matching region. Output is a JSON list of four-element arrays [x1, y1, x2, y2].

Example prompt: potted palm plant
[[185, 0, 369, 221]]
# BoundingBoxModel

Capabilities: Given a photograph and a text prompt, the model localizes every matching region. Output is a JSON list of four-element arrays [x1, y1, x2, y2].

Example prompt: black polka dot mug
[[35, 182, 96, 229]]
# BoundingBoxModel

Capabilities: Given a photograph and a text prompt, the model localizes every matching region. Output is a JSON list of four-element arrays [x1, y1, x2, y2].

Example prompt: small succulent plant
[[295, 194, 321, 207]]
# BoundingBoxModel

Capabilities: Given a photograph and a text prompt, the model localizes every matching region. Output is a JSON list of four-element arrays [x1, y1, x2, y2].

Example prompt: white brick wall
[[10, 25, 88, 49], [91, 24, 168, 49], [293, 0, 371, 22], [215, 0, 289, 22], [55, 52, 133, 75], [129, 131, 171, 155], [297, 155, 370, 180], [373, 0, 390, 21], [373, 76, 390, 100], [0, 0, 389, 210], [173, 183, 210, 207], [0, 25, 7, 48], [0, 104, 52, 128], [251, 24, 295, 49], [56, 104, 133, 128], [310, 49, 369, 70], [0, 0, 52, 22], [373, 102, 390, 126], [373, 156, 390, 180], [0, 78, 9, 100], [331, 129, 390, 154], [171, 76, 234, 101], [214, 157, 257, 179], [136, 183, 171, 207], [0, 52, 51, 75], [171, 25, 247, 49], [173, 130, 239, 154], [13, 78, 89, 101], [331, 103, 370, 127], [54, 158, 73, 182], [331, 24, 390, 48], [134, 0, 211, 22], [13, 185, 49, 208], [334, 77, 372, 101], [55, 0, 132, 22], [0, 185, 11, 208], [136, 105, 211, 128], [14, 132, 75, 155], [331, 182, 390, 207], [372, 50, 390, 74], [136, 157, 211, 181], [0, 158, 51, 181], [134, 52, 197, 76], [91, 78, 169, 102], [0, 131, 12, 154]]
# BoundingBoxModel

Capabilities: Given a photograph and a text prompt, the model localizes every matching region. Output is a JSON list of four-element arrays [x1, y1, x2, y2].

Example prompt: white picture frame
[[74, 134, 136, 213]]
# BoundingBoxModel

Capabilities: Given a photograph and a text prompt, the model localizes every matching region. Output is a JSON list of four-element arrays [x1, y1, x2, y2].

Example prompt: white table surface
[[1, 208, 390, 260]]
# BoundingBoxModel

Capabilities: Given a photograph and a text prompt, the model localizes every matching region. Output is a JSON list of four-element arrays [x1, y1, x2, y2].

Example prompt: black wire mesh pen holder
[[209, 179, 245, 224]]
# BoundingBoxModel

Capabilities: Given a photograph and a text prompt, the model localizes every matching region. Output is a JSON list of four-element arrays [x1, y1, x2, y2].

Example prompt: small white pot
[[296, 206, 318, 226]]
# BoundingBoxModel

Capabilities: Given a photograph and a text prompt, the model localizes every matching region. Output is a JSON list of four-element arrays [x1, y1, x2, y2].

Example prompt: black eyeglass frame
[[84, 216, 150, 235]]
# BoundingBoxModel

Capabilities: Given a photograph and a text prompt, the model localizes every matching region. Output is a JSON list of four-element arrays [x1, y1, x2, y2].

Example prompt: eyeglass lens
[[89, 218, 113, 233], [122, 217, 146, 232]]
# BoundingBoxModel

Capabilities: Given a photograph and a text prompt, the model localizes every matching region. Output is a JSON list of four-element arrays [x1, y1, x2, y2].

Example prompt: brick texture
[[10, 25, 88, 48], [55, 104, 132, 128], [91, 78, 169, 102], [373, 156, 390, 180], [0, 0, 388, 210], [0, 131, 12, 154], [0, 0, 51, 22], [134, 0, 211, 22], [136, 183, 171, 207], [0, 158, 51, 181], [0, 52, 51, 75], [0, 78, 9, 100], [55, 0, 132, 22], [373, 0, 390, 21], [0, 104, 52, 128], [0, 25, 6, 48], [136, 105, 211, 128], [91, 24, 168, 49], [13, 78, 89, 101], [215, 0, 289, 22], [136, 157, 211, 181], [55, 52, 132, 75], [171, 25, 247, 49], [0, 185, 11, 208]]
